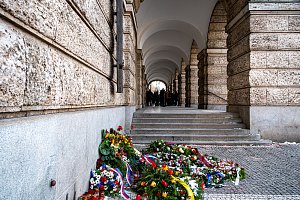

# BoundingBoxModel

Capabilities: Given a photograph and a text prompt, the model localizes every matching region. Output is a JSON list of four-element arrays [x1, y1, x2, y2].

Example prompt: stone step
[[133, 113, 239, 119], [130, 133, 261, 142], [132, 117, 243, 123], [131, 128, 250, 135], [132, 122, 246, 129], [133, 139, 272, 148]]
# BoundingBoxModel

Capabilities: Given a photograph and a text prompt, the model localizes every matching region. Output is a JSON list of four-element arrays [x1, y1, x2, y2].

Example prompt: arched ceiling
[[137, 0, 218, 84]]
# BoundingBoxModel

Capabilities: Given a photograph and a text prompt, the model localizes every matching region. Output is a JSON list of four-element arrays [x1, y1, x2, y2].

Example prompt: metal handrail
[[207, 91, 227, 102]]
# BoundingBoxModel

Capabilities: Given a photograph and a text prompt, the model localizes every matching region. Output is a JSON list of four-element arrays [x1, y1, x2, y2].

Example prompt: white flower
[[90, 185, 94, 189], [104, 186, 108, 190], [90, 178, 95, 185]]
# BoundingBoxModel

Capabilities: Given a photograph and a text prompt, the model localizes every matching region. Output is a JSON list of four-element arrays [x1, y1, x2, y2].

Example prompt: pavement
[[201, 143, 300, 200]]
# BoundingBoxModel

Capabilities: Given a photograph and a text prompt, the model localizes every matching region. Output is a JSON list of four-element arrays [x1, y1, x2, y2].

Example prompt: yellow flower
[[171, 179, 176, 184], [150, 181, 156, 187], [141, 181, 146, 186], [175, 171, 179, 176], [162, 192, 168, 197]]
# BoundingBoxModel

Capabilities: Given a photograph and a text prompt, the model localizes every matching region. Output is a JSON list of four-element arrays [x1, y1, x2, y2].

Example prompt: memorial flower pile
[[80, 128, 246, 200]]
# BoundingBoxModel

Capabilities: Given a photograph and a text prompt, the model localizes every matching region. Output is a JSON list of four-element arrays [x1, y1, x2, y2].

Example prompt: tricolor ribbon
[[171, 175, 195, 200], [126, 163, 133, 186], [141, 154, 157, 167], [109, 167, 130, 200]]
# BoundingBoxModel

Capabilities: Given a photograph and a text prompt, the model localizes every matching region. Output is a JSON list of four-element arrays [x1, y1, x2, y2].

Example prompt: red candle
[[136, 194, 141, 200]]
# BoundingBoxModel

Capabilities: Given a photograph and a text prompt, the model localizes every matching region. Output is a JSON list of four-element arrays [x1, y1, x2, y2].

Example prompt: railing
[[207, 91, 227, 102]]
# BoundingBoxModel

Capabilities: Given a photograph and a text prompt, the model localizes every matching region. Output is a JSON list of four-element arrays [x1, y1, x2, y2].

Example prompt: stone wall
[[225, 0, 300, 141], [198, 1, 228, 110], [0, 0, 129, 118], [0, 0, 138, 199]]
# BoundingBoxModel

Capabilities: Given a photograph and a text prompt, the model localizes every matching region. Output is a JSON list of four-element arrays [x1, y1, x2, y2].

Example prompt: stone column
[[190, 42, 199, 108], [135, 50, 143, 109], [226, 0, 300, 142], [180, 63, 186, 107], [198, 50, 208, 109], [123, 4, 136, 106], [204, 1, 228, 110], [185, 65, 191, 107], [178, 74, 182, 106]]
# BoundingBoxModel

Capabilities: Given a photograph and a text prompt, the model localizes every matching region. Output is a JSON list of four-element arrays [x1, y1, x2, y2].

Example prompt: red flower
[[192, 149, 197, 153], [99, 185, 105, 190], [117, 125, 123, 131], [88, 189, 95, 194], [100, 176, 107, 182], [167, 169, 174, 175], [156, 192, 161, 196], [161, 180, 168, 187], [180, 190, 185, 195], [201, 182, 205, 190], [136, 194, 141, 200]]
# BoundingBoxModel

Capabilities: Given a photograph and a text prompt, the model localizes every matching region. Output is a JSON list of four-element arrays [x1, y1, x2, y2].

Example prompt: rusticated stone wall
[[198, 1, 228, 110], [0, 0, 132, 118], [124, 3, 137, 106], [226, 0, 300, 141], [0, 0, 139, 199]]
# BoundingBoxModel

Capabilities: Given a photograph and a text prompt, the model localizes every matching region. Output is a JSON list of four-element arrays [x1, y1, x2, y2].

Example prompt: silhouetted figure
[[160, 88, 166, 107], [174, 91, 179, 106], [154, 90, 159, 106]]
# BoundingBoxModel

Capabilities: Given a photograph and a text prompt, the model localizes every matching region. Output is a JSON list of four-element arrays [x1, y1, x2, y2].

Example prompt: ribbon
[[171, 176, 195, 200], [126, 163, 133, 186], [109, 167, 130, 200], [235, 167, 240, 185], [141, 154, 157, 167], [198, 153, 212, 168]]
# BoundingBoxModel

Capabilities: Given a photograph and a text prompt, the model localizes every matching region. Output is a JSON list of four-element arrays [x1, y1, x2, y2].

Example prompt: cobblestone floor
[[200, 143, 300, 200]]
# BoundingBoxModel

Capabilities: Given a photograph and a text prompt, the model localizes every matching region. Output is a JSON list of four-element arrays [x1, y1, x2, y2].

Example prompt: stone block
[[278, 33, 300, 50], [250, 88, 267, 105], [209, 23, 227, 31], [228, 88, 250, 105], [207, 40, 227, 49], [289, 51, 300, 68], [249, 69, 278, 86], [208, 32, 227, 40], [250, 33, 278, 50], [228, 71, 250, 90], [288, 16, 300, 31], [207, 55, 227, 65], [0, 20, 26, 108], [266, 51, 289, 69], [250, 15, 288, 32], [72, 0, 113, 47], [288, 88, 300, 105], [207, 85, 227, 95], [266, 88, 289, 105], [250, 51, 267, 69], [207, 75, 227, 85], [210, 15, 227, 23], [227, 17, 250, 48], [228, 35, 250, 60], [277, 70, 300, 86], [228, 53, 250, 75]]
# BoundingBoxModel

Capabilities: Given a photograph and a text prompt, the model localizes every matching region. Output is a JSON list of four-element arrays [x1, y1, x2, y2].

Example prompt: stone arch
[[198, 0, 228, 111]]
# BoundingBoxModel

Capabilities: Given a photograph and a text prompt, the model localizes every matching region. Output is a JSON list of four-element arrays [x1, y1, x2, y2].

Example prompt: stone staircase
[[129, 108, 271, 146]]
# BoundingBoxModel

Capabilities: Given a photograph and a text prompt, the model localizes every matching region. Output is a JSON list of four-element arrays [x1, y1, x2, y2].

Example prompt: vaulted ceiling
[[137, 0, 218, 84]]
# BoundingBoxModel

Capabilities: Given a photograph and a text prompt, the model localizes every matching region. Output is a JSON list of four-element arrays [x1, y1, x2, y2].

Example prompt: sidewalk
[[201, 143, 300, 200]]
